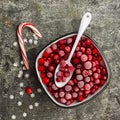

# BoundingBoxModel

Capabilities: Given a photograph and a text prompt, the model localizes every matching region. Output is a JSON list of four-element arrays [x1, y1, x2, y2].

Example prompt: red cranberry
[[94, 85, 99, 90], [43, 52, 49, 58], [95, 79, 100, 84], [54, 92, 59, 98], [81, 54, 88, 62], [85, 77, 90, 82], [68, 80, 74, 86], [52, 84, 58, 91], [92, 67, 97, 72], [38, 58, 44, 64], [59, 40, 65, 45], [46, 47, 53, 54], [59, 91, 65, 97], [78, 81, 84, 88], [102, 69, 107, 75], [100, 80, 105, 86], [65, 85, 72, 92], [25, 87, 32, 94], [67, 38, 72, 44], [76, 69, 81, 74], [89, 81, 94, 87], [65, 46, 71, 52], [40, 73, 45, 78], [49, 65, 55, 72], [51, 44, 57, 50], [88, 70, 92, 76], [78, 95, 84, 102], [64, 71, 70, 77], [47, 72, 53, 78], [88, 55, 92, 61], [75, 46, 80, 51], [93, 73, 99, 79], [84, 61, 92, 70], [84, 90, 90, 95], [76, 74, 83, 81], [76, 64, 82, 68], [57, 71, 63, 77], [60, 98, 67, 104], [84, 84, 91, 90], [86, 48, 92, 54], [72, 92, 78, 98], [53, 54, 59, 60], [82, 70, 89, 77], [92, 49, 98, 54], [38, 65, 44, 71], [73, 86, 79, 92], [90, 88, 96, 94], [65, 93, 72, 100], [59, 50, 65, 57], [42, 77, 49, 84], [85, 39, 91, 45], [103, 76, 107, 80], [76, 51, 82, 57], [44, 60, 50, 67], [78, 91, 83, 96], [80, 47, 86, 53], [72, 58, 80, 64]]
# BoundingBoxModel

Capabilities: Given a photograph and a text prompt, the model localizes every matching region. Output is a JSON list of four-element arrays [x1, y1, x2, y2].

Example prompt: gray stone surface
[[0, 0, 120, 120]]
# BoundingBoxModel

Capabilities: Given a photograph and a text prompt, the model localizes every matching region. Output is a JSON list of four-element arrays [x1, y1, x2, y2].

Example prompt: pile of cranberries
[[37, 35, 108, 106]]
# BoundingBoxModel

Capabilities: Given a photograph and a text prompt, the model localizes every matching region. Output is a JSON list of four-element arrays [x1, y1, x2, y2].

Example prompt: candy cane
[[17, 22, 42, 70]]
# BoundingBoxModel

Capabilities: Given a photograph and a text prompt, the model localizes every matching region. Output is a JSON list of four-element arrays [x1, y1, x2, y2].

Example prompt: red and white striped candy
[[17, 22, 42, 70]]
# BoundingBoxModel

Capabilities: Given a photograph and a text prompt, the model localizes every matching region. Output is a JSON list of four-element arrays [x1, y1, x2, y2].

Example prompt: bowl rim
[[35, 33, 111, 108]]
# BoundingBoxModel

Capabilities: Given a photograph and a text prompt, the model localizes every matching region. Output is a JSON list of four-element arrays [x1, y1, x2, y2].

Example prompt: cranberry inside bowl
[[35, 33, 110, 108]]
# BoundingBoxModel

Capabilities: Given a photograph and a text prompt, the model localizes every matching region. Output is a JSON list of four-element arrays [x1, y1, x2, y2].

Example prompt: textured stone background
[[0, 0, 120, 120]]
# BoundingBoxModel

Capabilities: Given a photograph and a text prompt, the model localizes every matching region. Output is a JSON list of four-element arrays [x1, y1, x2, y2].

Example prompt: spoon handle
[[67, 12, 92, 62]]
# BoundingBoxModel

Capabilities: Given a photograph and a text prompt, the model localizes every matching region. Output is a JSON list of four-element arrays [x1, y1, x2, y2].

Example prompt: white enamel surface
[[35, 34, 110, 107]]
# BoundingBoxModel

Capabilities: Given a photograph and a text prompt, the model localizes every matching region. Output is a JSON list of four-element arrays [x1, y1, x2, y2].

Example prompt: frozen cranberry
[[88, 55, 92, 61], [95, 79, 100, 84], [53, 54, 59, 60], [68, 80, 74, 86], [66, 100, 72, 105], [65, 46, 71, 52], [103, 76, 107, 80], [76, 64, 82, 68], [80, 47, 86, 53], [72, 58, 80, 64], [88, 70, 92, 76], [46, 47, 53, 54], [92, 49, 98, 54], [102, 69, 107, 75], [54, 92, 59, 98], [47, 72, 53, 78], [59, 50, 65, 57], [90, 76, 94, 81], [73, 86, 79, 92], [90, 88, 96, 94], [86, 48, 92, 54], [51, 44, 57, 50], [40, 73, 45, 78], [59, 91, 65, 97], [38, 58, 44, 64], [65, 93, 72, 100], [76, 51, 82, 57], [92, 61, 96, 67], [82, 70, 89, 77], [84, 90, 90, 95], [75, 46, 80, 51], [76, 69, 81, 74], [76, 74, 83, 81], [78, 95, 84, 102], [65, 85, 72, 92], [78, 81, 84, 88], [93, 73, 99, 79], [67, 38, 73, 44], [52, 84, 58, 91], [42, 77, 49, 84], [84, 84, 91, 90], [81, 54, 88, 62], [57, 71, 63, 77], [44, 60, 50, 67], [84, 61, 92, 70], [89, 81, 94, 87], [72, 92, 78, 98], [49, 65, 55, 72], [59, 40, 65, 45], [100, 80, 105, 86], [85, 39, 91, 45], [85, 77, 90, 82], [78, 91, 83, 96], [94, 85, 99, 90], [92, 67, 97, 72], [43, 52, 49, 58], [38, 65, 44, 71], [60, 98, 67, 104]]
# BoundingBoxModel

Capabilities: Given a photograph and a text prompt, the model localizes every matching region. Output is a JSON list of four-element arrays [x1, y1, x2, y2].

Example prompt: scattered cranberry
[[25, 87, 32, 94]]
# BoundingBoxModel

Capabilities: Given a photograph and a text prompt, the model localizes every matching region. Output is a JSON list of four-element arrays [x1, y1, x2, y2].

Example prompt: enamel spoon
[[54, 12, 92, 88]]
